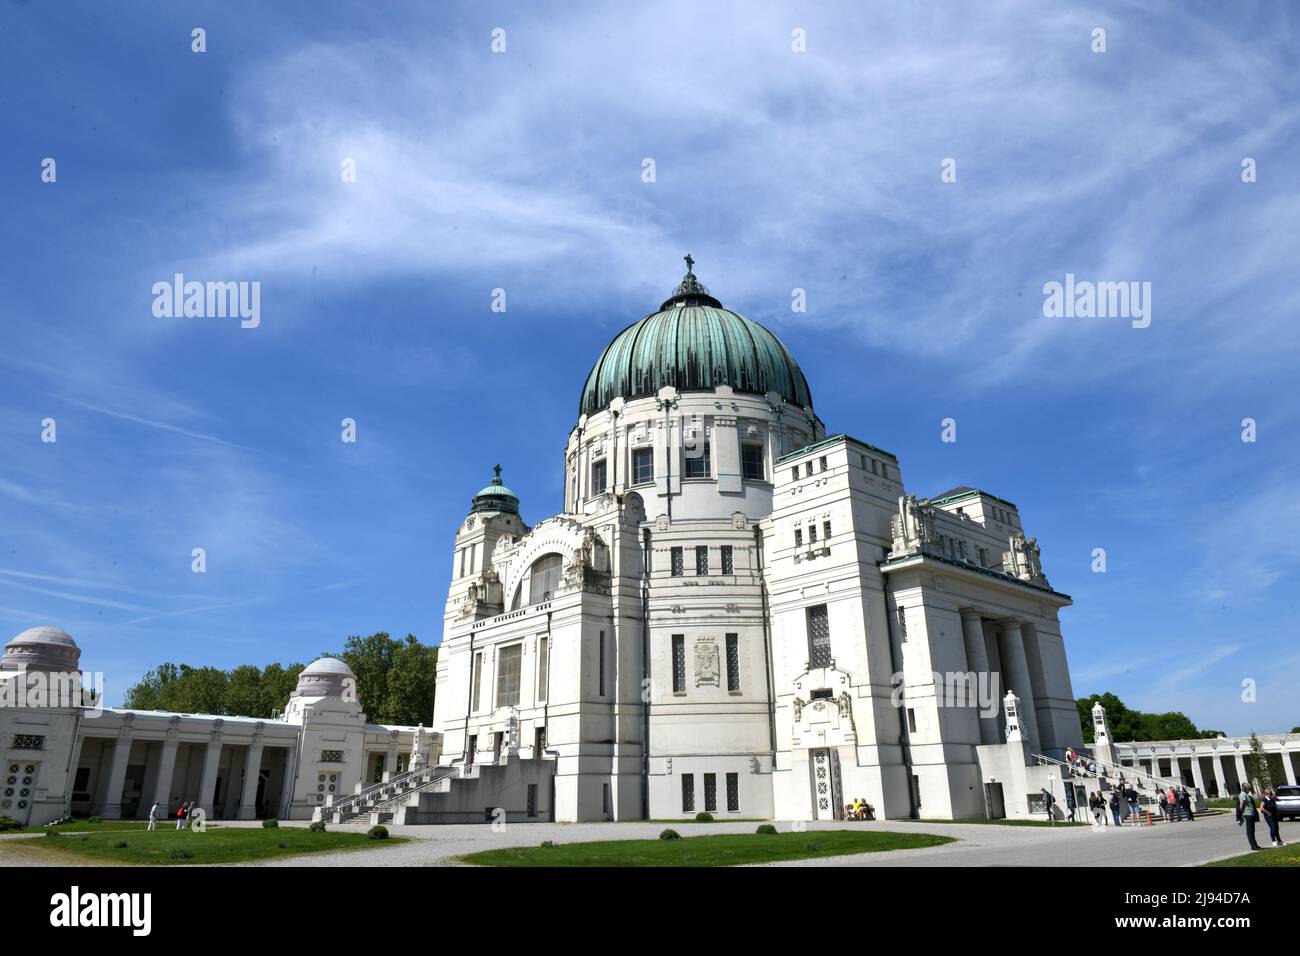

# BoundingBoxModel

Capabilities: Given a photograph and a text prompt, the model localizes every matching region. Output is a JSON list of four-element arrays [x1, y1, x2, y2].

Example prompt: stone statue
[[890, 495, 937, 557]]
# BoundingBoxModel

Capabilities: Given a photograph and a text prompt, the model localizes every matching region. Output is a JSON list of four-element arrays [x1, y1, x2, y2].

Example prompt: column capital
[[959, 608, 984, 623]]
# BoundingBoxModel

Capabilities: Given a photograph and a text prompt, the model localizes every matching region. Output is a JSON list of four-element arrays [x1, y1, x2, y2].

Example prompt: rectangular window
[[671, 546, 684, 576], [819, 455, 828, 472], [704, 773, 717, 812], [907, 708, 917, 734], [871, 458, 880, 475], [726, 633, 740, 692], [695, 545, 708, 575], [897, 606, 908, 641], [791, 466, 799, 482], [804, 461, 813, 478], [633, 447, 654, 484], [822, 520, 831, 541], [672, 634, 686, 693], [496, 643, 523, 707], [726, 772, 739, 812], [807, 604, 831, 669], [591, 458, 607, 494], [11, 735, 44, 751], [320, 750, 343, 763], [684, 441, 711, 479], [681, 773, 695, 812], [537, 636, 549, 702], [471, 651, 483, 710], [598, 630, 606, 697], [794, 527, 803, 548], [467, 734, 477, 763], [720, 545, 733, 575], [808, 523, 818, 544], [527, 784, 538, 817], [741, 443, 765, 481]]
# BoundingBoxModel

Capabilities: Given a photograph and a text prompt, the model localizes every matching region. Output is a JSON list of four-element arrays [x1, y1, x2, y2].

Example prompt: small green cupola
[[470, 464, 520, 515]]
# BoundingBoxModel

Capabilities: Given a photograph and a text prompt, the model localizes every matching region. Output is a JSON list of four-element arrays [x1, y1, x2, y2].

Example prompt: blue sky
[[1, 1, 1297, 734]]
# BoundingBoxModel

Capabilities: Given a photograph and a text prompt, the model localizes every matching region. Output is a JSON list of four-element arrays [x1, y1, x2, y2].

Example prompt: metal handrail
[[325, 762, 450, 820], [1033, 752, 1196, 796]]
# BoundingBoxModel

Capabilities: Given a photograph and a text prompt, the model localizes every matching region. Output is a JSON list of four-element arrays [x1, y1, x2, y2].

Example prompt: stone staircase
[[316, 764, 460, 824], [1033, 751, 1207, 823]]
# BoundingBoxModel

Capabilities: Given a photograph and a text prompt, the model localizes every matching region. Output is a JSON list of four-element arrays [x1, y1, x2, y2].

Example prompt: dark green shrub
[[659, 828, 681, 840], [755, 824, 778, 835], [0, 815, 21, 832], [540, 840, 556, 848], [308, 820, 327, 833], [44, 829, 60, 838], [112, 840, 129, 849], [87, 816, 102, 823], [170, 849, 193, 860], [694, 812, 714, 823], [277, 841, 289, 849], [803, 841, 821, 852], [367, 825, 388, 840], [261, 819, 279, 828]]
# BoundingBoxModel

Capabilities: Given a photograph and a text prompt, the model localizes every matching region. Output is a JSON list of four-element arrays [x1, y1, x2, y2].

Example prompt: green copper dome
[[579, 257, 813, 416], [470, 465, 519, 515]]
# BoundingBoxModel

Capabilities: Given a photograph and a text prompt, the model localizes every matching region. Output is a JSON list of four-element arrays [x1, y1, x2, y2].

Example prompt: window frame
[[632, 447, 654, 485]]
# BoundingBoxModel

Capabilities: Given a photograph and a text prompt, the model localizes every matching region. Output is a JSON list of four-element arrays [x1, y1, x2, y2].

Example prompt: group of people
[[1063, 746, 1099, 777], [844, 797, 874, 820], [146, 800, 198, 831], [1157, 785, 1197, 823], [1237, 785, 1286, 850], [1083, 781, 1155, 827]]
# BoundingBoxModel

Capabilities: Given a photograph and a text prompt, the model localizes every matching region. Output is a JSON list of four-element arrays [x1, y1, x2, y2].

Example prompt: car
[[1273, 785, 1300, 821]]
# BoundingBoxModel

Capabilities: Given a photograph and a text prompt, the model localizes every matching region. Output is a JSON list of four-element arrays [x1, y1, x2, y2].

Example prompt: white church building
[[424, 261, 1089, 824], [7, 262, 1256, 830]]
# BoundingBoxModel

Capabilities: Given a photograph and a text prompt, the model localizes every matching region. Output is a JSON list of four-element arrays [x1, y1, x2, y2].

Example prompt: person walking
[[1262, 789, 1285, 847], [1089, 791, 1103, 826], [1065, 784, 1077, 822], [1179, 786, 1195, 822], [1166, 785, 1181, 821], [176, 801, 187, 830], [1237, 785, 1262, 851], [1158, 790, 1170, 822], [1108, 790, 1122, 827], [1040, 787, 1055, 822], [1124, 785, 1141, 825], [147, 801, 159, 831]]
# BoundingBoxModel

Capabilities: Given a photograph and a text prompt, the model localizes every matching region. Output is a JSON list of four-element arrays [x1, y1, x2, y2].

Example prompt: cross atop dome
[[663, 254, 721, 310]]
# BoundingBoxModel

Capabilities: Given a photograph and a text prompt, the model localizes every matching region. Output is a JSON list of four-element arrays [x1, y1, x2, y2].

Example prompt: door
[[122, 764, 145, 818], [493, 732, 503, 763], [811, 749, 842, 820], [984, 782, 1006, 819]]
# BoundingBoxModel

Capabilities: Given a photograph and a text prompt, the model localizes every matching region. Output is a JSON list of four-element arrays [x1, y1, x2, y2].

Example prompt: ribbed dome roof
[[579, 259, 813, 416], [470, 465, 520, 515]]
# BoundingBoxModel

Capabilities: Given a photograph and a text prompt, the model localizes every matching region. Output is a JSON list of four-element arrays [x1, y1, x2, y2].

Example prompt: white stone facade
[[0, 630, 438, 827]]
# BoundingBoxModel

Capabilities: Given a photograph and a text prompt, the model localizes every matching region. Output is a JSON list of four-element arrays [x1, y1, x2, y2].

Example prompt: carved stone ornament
[[694, 639, 720, 687]]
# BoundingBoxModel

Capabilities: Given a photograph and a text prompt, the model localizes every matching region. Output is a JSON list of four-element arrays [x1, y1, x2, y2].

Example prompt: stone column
[[151, 725, 180, 813], [236, 731, 265, 820], [278, 746, 297, 819], [1234, 751, 1249, 789], [998, 621, 1040, 753], [101, 724, 134, 819], [1189, 751, 1206, 795], [1282, 748, 1297, 786], [960, 610, 998, 745], [196, 723, 224, 816], [1209, 753, 1226, 797]]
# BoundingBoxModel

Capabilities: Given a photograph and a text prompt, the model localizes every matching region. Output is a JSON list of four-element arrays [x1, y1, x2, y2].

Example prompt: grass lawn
[[7, 826, 404, 865], [1205, 843, 1300, 867], [461, 829, 953, 866], [902, 817, 1088, 827], [1205, 799, 1237, 810]]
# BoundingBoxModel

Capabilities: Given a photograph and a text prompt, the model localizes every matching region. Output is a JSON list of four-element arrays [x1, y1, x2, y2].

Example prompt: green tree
[[1076, 692, 1217, 744], [333, 632, 437, 725], [1244, 731, 1273, 791]]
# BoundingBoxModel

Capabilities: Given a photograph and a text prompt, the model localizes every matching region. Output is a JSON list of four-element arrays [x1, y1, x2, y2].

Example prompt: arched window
[[528, 553, 563, 604], [514, 553, 563, 608]]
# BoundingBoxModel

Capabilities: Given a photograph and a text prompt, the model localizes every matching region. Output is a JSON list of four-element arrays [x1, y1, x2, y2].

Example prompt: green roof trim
[[926, 487, 1018, 510], [776, 433, 898, 466], [470, 465, 520, 515]]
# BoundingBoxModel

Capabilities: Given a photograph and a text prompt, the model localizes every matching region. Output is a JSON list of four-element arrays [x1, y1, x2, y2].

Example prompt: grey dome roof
[[292, 656, 356, 698], [10, 626, 77, 647], [2, 625, 81, 671]]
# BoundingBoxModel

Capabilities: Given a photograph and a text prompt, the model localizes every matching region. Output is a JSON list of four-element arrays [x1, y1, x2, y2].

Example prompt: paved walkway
[[0, 814, 1262, 867]]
